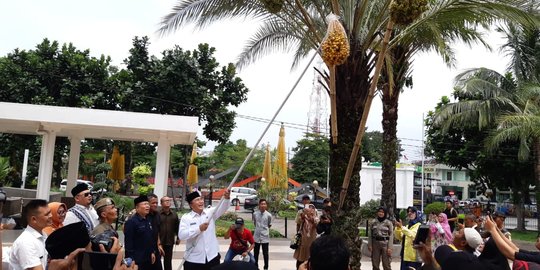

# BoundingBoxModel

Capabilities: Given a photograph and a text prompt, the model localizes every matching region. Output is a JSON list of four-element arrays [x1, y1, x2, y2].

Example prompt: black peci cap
[[45, 222, 90, 259]]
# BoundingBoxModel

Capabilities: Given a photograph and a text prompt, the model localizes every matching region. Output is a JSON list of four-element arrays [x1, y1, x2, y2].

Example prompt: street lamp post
[[208, 175, 215, 207]]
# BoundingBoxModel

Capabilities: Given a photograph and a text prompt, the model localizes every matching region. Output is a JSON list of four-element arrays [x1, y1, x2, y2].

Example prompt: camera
[[90, 230, 116, 252]]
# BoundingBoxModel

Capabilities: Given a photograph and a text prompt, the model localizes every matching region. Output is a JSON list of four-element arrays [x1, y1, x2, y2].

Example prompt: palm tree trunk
[[329, 41, 372, 269], [381, 84, 400, 218], [338, 19, 394, 210]]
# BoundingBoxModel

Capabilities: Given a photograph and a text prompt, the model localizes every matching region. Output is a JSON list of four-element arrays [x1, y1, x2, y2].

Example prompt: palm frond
[[486, 113, 540, 160], [235, 19, 304, 69], [158, 0, 268, 36], [392, 0, 537, 67]]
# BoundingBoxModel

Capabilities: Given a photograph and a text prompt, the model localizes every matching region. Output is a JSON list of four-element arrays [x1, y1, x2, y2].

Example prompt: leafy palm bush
[[0, 157, 12, 186]]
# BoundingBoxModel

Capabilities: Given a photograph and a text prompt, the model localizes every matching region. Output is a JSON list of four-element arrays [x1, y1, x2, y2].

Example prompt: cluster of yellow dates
[[321, 15, 350, 66], [389, 0, 429, 26]]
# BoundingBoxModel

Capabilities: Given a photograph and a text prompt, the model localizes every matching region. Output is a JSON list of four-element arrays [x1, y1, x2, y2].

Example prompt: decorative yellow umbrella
[[187, 143, 198, 188], [273, 124, 288, 189], [262, 143, 273, 188], [107, 146, 125, 191]]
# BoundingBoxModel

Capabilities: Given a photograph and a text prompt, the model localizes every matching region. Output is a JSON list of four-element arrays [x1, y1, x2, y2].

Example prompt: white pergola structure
[[0, 102, 198, 201]]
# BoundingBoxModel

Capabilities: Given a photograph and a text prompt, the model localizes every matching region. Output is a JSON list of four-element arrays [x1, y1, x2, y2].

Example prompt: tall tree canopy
[[0, 37, 249, 185]]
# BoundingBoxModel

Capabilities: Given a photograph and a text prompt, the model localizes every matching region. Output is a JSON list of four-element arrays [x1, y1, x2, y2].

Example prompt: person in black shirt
[[125, 195, 156, 270], [443, 200, 458, 232], [485, 215, 540, 265]]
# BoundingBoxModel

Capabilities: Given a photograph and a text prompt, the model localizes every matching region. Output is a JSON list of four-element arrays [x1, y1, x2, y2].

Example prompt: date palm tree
[[159, 0, 536, 265], [433, 19, 539, 230]]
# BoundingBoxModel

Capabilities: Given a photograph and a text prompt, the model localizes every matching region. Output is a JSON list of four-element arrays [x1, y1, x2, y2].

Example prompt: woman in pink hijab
[[430, 212, 453, 252]]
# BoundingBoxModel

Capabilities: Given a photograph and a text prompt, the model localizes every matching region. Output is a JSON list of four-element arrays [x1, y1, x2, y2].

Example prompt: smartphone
[[77, 251, 117, 270], [413, 225, 430, 245], [394, 213, 401, 222]]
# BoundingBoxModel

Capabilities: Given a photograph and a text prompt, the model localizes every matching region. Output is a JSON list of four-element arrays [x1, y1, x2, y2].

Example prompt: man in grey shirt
[[252, 199, 272, 270]]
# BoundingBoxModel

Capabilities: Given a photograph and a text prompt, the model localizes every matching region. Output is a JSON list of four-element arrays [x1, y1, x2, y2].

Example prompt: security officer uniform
[[369, 206, 394, 270]]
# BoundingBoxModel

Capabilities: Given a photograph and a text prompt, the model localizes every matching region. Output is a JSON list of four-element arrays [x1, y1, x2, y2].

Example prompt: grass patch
[[215, 217, 281, 238], [509, 230, 539, 242], [359, 228, 367, 237]]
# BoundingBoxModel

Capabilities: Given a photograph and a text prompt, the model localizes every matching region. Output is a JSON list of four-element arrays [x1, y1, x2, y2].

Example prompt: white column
[[36, 130, 57, 200], [66, 135, 82, 197], [154, 135, 171, 203]]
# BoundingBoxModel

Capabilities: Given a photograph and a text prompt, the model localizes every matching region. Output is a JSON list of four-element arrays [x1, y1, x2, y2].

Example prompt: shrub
[[424, 202, 446, 215], [359, 199, 381, 221], [137, 184, 154, 196], [278, 210, 297, 219], [132, 163, 152, 186], [219, 212, 238, 222], [108, 193, 135, 216]]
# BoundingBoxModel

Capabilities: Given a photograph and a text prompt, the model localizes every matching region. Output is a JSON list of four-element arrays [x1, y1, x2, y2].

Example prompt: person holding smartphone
[[394, 206, 423, 270], [429, 213, 453, 253]]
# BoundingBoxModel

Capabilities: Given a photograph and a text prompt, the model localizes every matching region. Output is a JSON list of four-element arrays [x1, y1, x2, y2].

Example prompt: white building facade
[[359, 164, 415, 208]]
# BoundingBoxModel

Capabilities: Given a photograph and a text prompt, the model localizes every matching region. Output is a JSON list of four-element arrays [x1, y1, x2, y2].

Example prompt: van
[[230, 187, 257, 206]]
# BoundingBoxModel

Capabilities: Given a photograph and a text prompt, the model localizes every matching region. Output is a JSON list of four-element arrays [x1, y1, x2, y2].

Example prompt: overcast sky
[[0, 0, 510, 160]]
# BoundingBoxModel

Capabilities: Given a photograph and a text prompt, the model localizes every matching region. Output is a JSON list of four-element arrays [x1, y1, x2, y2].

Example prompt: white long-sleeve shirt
[[178, 200, 230, 263]]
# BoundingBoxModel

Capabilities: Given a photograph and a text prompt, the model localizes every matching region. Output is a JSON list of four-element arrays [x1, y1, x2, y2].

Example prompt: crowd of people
[[4, 183, 232, 270], [5, 184, 540, 270], [365, 199, 540, 270]]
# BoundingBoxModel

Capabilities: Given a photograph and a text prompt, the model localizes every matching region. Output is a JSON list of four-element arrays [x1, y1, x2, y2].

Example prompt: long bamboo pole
[[331, 0, 340, 15], [329, 65, 338, 144], [338, 20, 395, 211], [177, 51, 319, 270]]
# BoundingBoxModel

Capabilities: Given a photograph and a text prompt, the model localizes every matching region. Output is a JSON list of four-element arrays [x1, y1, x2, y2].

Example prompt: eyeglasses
[[80, 192, 92, 197], [57, 209, 66, 216]]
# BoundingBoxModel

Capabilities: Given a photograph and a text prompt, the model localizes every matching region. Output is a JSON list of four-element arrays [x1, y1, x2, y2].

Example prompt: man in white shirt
[[64, 183, 99, 234], [179, 190, 230, 270], [9, 199, 52, 270]]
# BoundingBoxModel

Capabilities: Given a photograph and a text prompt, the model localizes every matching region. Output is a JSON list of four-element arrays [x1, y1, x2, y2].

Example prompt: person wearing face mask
[[368, 206, 393, 270], [394, 206, 423, 270]]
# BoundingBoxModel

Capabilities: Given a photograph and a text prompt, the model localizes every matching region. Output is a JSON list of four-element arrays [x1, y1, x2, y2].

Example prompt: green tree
[[483, 21, 540, 231], [0, 37, 249, 186], [202, 139, 265, 182], [117, 37, 249, 144], [158, 2, 535, 262], [428, 46, 539, 230], [289, 131, 385, 186], [0, 157, 12, 186], [0, 39, 115, 186], [289, 133, 329, 185], [362, 131, 384, 163]]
